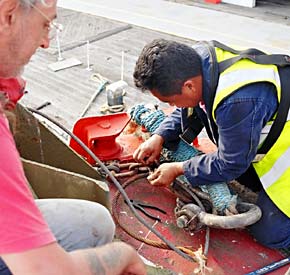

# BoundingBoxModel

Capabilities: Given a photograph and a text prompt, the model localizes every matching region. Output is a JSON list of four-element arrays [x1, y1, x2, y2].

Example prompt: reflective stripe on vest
[[213, 47, 281, 120], [212, 47, 290, 217], [253, 121, 290, 217]]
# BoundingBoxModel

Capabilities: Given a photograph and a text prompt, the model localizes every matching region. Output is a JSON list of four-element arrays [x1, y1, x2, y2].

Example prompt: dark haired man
[[133, 38, 290, 249]]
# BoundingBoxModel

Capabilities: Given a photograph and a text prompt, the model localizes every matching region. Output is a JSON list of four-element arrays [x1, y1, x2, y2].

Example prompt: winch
[[70, 112, 143, 164]]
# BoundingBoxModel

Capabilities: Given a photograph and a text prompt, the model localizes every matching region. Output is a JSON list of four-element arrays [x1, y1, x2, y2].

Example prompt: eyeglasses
[[28, 2, 63, 40], [48, 20, 63, 40]]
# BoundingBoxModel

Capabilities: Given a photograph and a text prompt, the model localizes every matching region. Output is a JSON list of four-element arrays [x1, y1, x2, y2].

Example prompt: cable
[[112, 175, 206, 262], [27, 107, 194, 262]]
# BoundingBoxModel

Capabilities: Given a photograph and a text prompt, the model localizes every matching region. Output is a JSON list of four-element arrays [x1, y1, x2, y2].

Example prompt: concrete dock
[[21, 0, 290, 132], [58, 0, 290, 54]]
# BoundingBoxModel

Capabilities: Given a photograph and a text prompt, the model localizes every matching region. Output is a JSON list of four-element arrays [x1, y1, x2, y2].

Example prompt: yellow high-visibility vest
[[212, 46, 290, 217]]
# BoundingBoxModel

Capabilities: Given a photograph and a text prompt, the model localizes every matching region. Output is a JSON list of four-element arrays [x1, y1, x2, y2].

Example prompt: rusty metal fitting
[[102, 161, 151, 180], [175, 202, 262, 231], [175, 204, 202, 231], [108, 169, 138, 179]]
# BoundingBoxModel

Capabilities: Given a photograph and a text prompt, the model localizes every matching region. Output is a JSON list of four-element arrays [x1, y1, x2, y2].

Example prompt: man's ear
[[183, 75, 202, 93], [0, 0, 19, 32], [183, 79, 195, 92]]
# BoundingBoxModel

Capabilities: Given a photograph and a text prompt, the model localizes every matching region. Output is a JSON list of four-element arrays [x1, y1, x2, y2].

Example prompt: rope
[[204, 183, 237, 214], [130, 104, 236, 215]]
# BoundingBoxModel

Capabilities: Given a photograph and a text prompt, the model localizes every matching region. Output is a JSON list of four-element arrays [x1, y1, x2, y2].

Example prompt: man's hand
[[133, 134, 164, 165], [147, 162, 184, 187]]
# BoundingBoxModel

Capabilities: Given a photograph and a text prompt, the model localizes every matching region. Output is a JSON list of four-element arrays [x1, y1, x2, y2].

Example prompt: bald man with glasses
[[0, 1, 146, 274]]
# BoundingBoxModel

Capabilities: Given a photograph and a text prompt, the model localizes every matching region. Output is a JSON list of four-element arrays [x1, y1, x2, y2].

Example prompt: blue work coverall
[[154, 43, 290, 249]]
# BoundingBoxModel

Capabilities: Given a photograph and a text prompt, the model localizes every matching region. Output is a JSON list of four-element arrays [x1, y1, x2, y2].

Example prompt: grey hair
[[19, 0, 49, 8]]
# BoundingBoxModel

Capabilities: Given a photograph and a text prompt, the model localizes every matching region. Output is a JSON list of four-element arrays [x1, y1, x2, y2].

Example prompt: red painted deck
[[108, 137, 288, 275], [110, 178, 288, 274], [71, 115, 288, 274]]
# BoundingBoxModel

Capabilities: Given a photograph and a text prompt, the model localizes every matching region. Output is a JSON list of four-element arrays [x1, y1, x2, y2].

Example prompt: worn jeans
[[0, 199, 115, 274]]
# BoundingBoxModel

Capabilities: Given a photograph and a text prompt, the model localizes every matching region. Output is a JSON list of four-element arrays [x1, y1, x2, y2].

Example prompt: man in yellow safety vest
[[133, 38, 290, 249]]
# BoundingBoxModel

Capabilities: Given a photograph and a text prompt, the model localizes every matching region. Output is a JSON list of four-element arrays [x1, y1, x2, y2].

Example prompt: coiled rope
[[130, 104, 236, 214]]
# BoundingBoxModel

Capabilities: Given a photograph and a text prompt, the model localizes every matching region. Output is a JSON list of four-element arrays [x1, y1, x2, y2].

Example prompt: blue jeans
[[248, 189, 290, 249], [0, 199, 115, 274]]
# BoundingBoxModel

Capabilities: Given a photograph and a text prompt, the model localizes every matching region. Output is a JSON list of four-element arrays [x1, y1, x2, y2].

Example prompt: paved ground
[[167, 0, 290, 25], [21, 0, 290, 133], [57, 0, 290, 54]]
